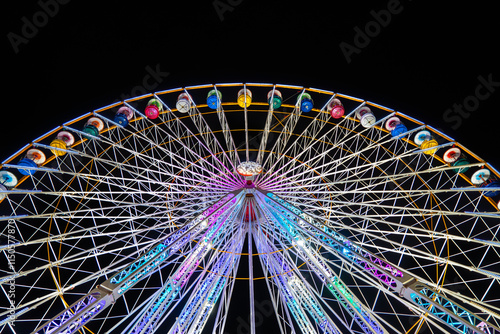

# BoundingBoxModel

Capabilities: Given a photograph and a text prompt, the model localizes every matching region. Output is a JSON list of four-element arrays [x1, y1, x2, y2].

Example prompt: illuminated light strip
[[258, 195, 385, 334], [411, 287, 490, 334], [250, 213, 311, 330], [173, 244, 206, 285], [287, 278, 340, 333], [190, 269, 229, 332], [39, 288, 110, 334], [264, 202, 334, 282], [285, 301, 317, 334], [110, 244, 166, 286], [265, 250, 319, 333], [132, 285, 174, 333], [264, 191, 403, 288], [130, 247, 208, 334], [35, 191, 242, 334], [255, 204, 344, 333], [178, 233, 244, 333], [318, 227, 403, 288], [131, 197, 244, 334], [254, 228, 340, 334], [175, 263, 228, 331], [261, 190, 500, 334], [43, 295, 93, 334], [329, 278, 386, 334], [282, 281, 324, 334], [151, 240, 231, 329], [129, 220, 238, 333], [171, 229, 246, 334], [55, 301, 106, 334], [110, 192, 236, 286], [0, 307, 28, 326], [112, 192, 239, 294]]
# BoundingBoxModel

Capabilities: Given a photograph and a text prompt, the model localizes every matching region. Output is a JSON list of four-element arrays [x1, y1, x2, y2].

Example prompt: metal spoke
[[1, 83, 499, 334]]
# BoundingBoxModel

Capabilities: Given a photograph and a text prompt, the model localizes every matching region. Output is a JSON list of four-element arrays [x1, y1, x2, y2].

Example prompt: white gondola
[[176, 93, 192, 113], [26, 148, 46, 165], [471, 168, 491, 185], [443, 147, 461, 163], [356, 106, 376, 128], [0, 170, 18, 187]]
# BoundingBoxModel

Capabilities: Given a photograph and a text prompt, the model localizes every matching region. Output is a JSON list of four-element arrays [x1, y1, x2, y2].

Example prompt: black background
[[3, 1, 500, 168], [3, 1, 500, 332]]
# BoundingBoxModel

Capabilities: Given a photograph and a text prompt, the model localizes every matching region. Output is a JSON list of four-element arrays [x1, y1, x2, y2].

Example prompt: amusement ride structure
[[1, 83, 499, 333]]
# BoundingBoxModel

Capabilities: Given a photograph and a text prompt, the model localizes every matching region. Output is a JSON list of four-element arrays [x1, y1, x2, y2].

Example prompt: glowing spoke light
[[35, 191, 242, 334], [253, 221, 343, 334], [128, 196, 244, 334], [169, 232, 245, 334], [261, 190, 499, 334], [410, 287, 494, 334], [258, 191, 386, 333]]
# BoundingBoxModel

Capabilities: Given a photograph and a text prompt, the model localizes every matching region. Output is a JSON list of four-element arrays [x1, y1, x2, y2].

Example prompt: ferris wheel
[[1, 82, 500, 334]]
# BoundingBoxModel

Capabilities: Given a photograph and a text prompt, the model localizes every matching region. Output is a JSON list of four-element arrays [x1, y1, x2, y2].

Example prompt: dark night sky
[[3, 1, 500, 169], [3, 1, 500, 332]]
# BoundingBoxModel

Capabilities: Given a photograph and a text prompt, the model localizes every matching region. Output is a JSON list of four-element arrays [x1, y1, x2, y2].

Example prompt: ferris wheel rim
[[1, 82, 499, 334]]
